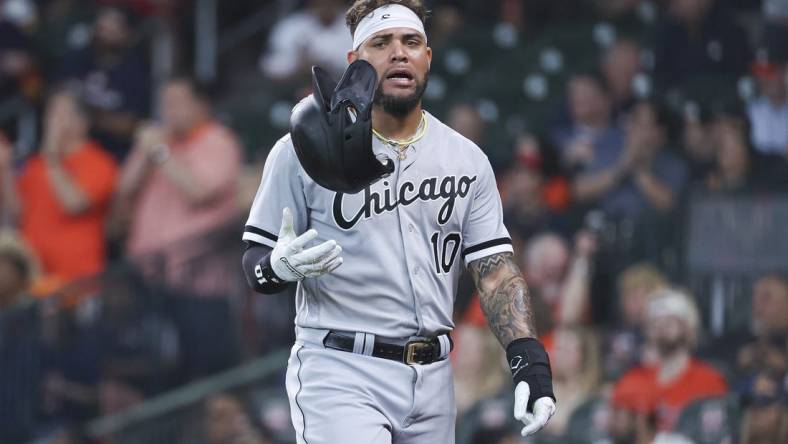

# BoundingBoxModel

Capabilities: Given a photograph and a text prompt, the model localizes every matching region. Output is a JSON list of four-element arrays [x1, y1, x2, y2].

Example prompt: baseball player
[[242, 1, 556, 443]]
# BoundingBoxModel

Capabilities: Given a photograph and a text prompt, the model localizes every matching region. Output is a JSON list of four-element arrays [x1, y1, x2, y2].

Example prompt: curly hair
[[345, 0, 429, 36]]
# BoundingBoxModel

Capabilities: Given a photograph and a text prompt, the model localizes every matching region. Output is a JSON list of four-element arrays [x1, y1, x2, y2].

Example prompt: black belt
[[323, 331, 451, 365]]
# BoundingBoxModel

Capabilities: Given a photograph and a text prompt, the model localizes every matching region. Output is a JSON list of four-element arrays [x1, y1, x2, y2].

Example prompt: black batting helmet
[[289, 59, 394, 194]]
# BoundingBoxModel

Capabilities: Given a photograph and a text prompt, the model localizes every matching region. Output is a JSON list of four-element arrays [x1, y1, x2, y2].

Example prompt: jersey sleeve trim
[[242, 225, 278, 248], [462, 237, 514, 265]]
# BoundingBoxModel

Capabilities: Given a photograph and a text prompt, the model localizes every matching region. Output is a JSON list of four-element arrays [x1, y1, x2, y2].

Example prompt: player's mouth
[[384, 68, 416, 87]]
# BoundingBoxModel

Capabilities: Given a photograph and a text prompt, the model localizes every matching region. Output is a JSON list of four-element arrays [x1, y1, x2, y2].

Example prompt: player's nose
[[388, 41, 408, 63]]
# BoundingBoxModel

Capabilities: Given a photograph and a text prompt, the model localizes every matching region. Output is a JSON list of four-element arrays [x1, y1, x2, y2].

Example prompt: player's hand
[[513, 381, 556, 437], [270, 207, 343, 282]]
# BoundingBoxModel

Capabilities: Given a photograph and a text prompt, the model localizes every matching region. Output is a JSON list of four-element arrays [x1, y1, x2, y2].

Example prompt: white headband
[[352, 4, 427, 50]]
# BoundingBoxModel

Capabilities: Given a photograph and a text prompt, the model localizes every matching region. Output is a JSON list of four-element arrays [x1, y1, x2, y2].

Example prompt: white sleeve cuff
[[462, 238, 514, 266], [242, 225, 278, 248]]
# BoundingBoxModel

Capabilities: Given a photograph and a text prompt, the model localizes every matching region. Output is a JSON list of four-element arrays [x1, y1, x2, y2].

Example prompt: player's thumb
[[279, 207, 295, 241], [514, 381, 530, 421]]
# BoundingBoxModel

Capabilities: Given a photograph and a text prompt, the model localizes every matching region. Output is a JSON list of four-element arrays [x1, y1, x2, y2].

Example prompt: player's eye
[[372, 40, 386, 48]]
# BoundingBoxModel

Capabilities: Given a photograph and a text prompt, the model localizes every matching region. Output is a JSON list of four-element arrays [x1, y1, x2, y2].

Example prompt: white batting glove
[[270, 207, 343, 282], [513, 381, 556, 437]]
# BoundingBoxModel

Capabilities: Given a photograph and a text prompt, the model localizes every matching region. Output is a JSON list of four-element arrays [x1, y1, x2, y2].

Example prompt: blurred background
[[0, 0, 786, 443]]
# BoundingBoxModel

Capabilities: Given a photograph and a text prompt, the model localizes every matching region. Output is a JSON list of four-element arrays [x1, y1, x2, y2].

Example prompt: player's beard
[[374, 72, 429, 118]]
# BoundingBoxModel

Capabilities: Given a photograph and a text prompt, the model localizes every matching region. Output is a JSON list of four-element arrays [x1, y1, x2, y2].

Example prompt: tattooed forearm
[[469, 252, 536, 347]]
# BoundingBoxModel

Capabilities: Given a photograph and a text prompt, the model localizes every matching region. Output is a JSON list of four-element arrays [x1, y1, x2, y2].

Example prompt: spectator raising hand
[[112, 77, 243, 378], [573, 100, 688, 219], [113, 77, 243, 266], [134, 122, 168, 158], [10, 89, 118, 285], [552, 75, 620, 172], [560, 229, 598, 325], [523, 230, 597, 329], [40, 90, 97, 214]]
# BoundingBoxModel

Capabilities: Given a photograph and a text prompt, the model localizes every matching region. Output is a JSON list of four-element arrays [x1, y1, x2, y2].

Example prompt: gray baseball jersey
[[243, 111, 512, 338]]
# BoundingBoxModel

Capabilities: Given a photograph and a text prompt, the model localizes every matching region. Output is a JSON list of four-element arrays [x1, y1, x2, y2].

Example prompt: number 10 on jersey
[[430, 232, 461, 274]]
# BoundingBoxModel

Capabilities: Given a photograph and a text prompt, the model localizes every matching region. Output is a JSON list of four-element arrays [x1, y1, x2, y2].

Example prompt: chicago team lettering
[[333, 175, 477, 230]]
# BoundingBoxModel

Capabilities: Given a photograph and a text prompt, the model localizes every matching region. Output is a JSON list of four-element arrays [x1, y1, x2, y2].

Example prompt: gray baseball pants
[[285, 326, 456, 444]]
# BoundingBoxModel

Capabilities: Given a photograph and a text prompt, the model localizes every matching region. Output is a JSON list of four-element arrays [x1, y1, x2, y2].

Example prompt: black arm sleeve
[[242, 243, 292, 294]]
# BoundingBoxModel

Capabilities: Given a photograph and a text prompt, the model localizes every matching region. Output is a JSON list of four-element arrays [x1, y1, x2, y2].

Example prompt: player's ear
[[347, 50, 358, 64], [426, 46, 432, 69]]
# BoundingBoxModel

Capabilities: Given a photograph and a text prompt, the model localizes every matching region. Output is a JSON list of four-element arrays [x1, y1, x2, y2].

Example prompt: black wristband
[[257, 254, 286, 283], [506, 338, 555, 412], [243, 245, 291, 294]]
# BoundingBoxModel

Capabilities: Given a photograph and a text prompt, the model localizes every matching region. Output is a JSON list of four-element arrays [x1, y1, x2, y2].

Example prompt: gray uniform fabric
[[287, 327, 456, 444], [243, 111, 512, 443], [243, 111, 512, 336]]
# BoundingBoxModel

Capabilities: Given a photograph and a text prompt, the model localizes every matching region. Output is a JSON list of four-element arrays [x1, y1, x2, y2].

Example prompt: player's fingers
[[302, 254, 343, 276], [300, 248, 342, 274], [513, 381, 530, 421], [521, 422, 541, 437], [520, 399, 555, 437], [317, 257, 343, 274], [301, 242, 340, 265], [293, 240, 338, 264], [287, 229, 320, 254], [533, 397, 557, 420], [532, 409, 549, 428], [278, 207, 295, 240], [325, 256, 343, 273], [520, 410, 548, 437], [318, 248, 342, 267]]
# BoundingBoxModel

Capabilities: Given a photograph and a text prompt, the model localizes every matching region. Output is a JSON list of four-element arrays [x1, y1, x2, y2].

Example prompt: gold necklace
[[372, 112, 428, 160]]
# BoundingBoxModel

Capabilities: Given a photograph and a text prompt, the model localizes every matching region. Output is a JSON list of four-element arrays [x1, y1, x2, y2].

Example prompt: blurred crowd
[[0, 0, 787, 443]]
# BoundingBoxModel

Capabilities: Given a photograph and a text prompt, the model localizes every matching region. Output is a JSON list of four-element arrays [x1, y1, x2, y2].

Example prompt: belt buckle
[[405, 338, 432, 365]]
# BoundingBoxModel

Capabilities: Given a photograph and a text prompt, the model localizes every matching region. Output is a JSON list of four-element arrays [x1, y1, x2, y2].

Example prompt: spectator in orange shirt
[[0, 89, 118, 287], [611, 288, 728, 436], [110, 76, 242, 295]]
